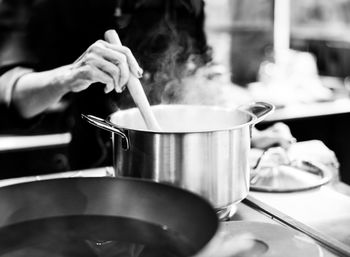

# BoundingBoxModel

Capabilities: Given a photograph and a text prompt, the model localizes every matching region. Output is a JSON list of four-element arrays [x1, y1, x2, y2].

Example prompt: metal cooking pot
[[82, 102, 274, 217], [0, 177, 218, 257]]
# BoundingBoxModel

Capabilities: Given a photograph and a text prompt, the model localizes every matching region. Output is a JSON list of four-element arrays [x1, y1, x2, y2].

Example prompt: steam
[[116, 1, 252, 110], [138, 19, 212, 106], [160, 64, 253, 108], [134, 11, 251, 108]]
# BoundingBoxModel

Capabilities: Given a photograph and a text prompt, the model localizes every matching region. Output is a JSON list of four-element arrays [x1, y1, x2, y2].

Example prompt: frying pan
[[0, 177, 218, 257]]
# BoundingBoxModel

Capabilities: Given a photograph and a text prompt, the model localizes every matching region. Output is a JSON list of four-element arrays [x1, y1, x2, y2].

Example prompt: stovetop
[[227, 194, 350, 257], [0, 167, 349, 256]]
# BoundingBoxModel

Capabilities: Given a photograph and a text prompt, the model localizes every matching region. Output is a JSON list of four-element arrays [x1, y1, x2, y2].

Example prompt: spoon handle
[[104, 30, 162, 131]]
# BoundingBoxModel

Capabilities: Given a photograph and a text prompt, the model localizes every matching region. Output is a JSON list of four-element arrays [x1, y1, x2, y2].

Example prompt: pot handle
[[238, 102, 275, 125], [81, 114, 129, 150]]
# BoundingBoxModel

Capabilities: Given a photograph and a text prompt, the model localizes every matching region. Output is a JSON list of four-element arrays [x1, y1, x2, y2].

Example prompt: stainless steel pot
[[82, 102, 274, 217]]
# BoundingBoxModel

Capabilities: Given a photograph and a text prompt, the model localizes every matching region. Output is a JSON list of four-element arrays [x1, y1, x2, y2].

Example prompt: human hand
[[252, 122, 296, 150], [65, 30, 143, 94]]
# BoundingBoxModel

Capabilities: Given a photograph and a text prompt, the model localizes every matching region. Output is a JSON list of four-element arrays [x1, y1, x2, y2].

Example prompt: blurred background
[[206, 0, 350, 83], [200, 0, 350, 186]]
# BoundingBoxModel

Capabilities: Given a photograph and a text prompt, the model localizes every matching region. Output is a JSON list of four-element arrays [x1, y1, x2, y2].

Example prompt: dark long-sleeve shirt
[[0, 0, 210, 170]]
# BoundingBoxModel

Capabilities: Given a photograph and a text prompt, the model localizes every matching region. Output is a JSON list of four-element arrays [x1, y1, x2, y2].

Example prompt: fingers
[[72, 30, 142, 94], [79, 61, 115, 93], [75, 41, 129, 93], [104, 29, 143, 78], [92, 44, 132, 86], [103, 43, 143, 78], [87, 52, 126, 93]]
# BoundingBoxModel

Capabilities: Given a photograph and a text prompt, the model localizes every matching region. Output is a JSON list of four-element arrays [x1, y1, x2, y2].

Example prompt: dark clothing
[[0, 0, 210, 170]]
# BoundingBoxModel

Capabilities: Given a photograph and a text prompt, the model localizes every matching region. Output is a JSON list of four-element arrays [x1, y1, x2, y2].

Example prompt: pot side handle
[[238, 102, 275, 125], [81, 114, 129, 150]]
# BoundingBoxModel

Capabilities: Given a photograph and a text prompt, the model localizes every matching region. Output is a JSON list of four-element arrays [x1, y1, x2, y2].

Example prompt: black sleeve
[[0, 0, 98, 74], [0, 1, 36, 131], [0, 0, 38, 75]]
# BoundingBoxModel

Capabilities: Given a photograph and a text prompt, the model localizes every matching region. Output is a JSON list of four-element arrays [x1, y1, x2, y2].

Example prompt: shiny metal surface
[[113, 126, 251, 210], [250, 147, 334, 192], [81, 114, 130, 150], [107, 103, 274, 212]]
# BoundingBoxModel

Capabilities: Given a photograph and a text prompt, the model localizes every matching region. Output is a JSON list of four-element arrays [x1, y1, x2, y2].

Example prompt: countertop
[[264, 98, 350, 122], [250, 184, 350, 251]]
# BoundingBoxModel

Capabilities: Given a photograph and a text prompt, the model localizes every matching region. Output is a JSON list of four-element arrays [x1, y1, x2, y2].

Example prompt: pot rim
[[108, 104, 259, 134]]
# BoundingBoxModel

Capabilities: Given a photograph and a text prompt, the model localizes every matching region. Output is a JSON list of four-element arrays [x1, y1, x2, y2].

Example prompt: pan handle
[[81, 114, 129, 150], [238, 102, 275, 125]]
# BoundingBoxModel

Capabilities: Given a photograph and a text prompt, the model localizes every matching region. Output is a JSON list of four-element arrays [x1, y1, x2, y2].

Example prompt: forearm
[[12, 65, 74, 118], [8, 30, 143, 119]]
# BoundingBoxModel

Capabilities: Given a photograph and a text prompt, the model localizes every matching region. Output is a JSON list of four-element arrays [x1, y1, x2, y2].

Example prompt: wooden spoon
[[104, 30, 162, 131]]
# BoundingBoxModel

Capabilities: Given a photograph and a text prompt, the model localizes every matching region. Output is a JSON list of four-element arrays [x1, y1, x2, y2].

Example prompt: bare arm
[[11, 30, 143, 118], [12, 65, 74, 118]]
